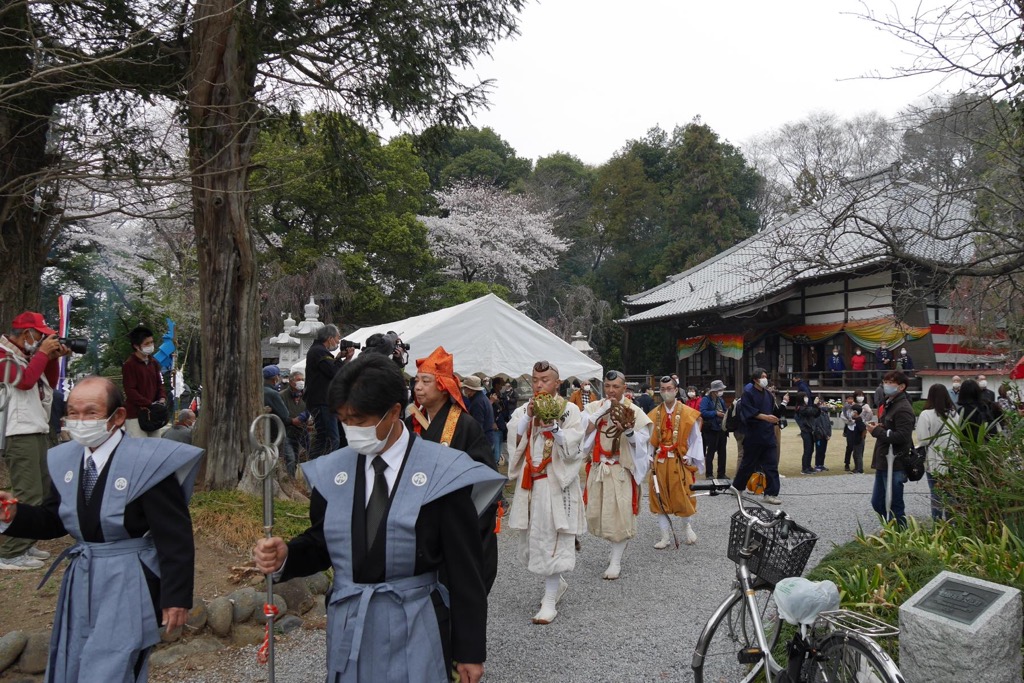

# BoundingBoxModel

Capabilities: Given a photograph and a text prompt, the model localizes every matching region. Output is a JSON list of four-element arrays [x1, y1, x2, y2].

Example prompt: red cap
[[11, 312, 56, 336]]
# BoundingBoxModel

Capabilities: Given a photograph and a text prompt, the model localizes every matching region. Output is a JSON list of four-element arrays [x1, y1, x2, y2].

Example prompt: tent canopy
[[340, 294, 603, 380]]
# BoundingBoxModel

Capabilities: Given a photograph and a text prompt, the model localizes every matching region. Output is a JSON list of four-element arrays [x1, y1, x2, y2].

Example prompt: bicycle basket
[[727, 507, 817, 586]]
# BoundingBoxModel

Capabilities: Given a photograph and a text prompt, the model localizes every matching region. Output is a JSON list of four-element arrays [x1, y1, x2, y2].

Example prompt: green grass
[[190, 490, 312, 553]]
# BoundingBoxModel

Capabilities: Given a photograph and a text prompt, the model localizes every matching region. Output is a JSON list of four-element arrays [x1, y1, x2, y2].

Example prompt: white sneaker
[[763, 495, 783, 505], [26, 546, 50, 560], [0, 554, 44, 570]]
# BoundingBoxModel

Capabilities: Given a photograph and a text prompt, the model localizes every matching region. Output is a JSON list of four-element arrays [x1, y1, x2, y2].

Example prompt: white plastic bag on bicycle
[[775, 577, 840, 626]]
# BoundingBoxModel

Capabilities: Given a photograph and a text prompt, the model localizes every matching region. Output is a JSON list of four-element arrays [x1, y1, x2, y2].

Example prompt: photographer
[[122, 325, 168, 437], [305, 324, 348, 459], [0, 311, 69, 570]]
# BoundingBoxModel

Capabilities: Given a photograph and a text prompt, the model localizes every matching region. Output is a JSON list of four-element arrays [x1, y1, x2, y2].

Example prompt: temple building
[[619, 167, 1008, 398]]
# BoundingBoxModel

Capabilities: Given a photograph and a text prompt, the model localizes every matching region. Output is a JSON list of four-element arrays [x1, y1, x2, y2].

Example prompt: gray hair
[[289, 369, 305, 380], [315, 324, 340, 344]]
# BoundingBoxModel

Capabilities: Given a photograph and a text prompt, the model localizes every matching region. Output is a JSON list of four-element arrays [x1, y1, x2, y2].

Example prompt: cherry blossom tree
[[419, 182, 567, 296]]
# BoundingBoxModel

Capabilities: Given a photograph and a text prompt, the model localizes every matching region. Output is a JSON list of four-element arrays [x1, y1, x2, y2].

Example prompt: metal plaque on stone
[[916, 578, 1002, 625]]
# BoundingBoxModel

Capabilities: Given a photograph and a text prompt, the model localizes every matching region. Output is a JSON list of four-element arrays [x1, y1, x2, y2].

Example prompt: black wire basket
[[727, 506, 818, 586]]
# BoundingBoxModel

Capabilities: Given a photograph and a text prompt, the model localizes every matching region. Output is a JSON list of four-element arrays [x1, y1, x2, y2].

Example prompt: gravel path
[[172, 473, 930, 682]]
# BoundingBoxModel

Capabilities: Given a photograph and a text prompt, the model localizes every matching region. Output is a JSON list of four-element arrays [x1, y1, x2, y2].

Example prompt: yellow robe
[[647, 402, 701, 517]]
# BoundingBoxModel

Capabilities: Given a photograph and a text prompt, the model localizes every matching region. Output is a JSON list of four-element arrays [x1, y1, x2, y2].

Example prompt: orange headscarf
[[415, 346, 468, 412]]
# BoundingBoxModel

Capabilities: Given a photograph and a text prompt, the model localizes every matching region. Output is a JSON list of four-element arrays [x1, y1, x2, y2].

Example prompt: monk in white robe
[[507, 360, 585, 624]]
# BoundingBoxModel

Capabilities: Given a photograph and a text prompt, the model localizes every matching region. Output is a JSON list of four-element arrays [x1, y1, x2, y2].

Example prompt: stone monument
[[899, 570, 1022, 683]]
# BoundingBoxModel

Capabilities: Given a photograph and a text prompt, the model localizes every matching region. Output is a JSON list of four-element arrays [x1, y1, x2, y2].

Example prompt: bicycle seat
[[775, 577, 840, 626]]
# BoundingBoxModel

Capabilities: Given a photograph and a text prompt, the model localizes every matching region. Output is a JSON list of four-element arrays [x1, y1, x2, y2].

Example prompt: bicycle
[[690, 479, 905, 683]]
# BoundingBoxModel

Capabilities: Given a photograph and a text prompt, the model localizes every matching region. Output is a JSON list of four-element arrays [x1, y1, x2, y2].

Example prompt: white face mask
[[141, 344, 155, 356], [855, 396, 864, 402], [660, 391, 676, 402], [979, 380, 988, 389], [294, 381, 305, 391], [66, 417, 116, 449], [22, 332, 42, 354], [855, 350, 861, 355], [758, 378, 769, 388], [901, 349, 907, 355], [345, 414, 395, 456], [582, 385, 590, 392], [952, 383, 961, 390], [833, 351, 839, 356], [687, 391, 696, 398]]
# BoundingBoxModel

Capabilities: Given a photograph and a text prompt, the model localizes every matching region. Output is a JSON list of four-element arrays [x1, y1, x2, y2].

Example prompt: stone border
[[0, 571, 331, 675]]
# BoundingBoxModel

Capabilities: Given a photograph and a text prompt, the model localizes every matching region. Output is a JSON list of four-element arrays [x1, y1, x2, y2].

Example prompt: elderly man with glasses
[[506, 360, 586, 624], [581, 370, 653, 580]]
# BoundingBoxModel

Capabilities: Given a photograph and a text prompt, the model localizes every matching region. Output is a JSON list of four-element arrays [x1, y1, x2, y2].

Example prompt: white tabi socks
[[684, 520, 698, 545], [532, 574, 566, 625], [654, 514, 673, 549], [602, 540, 628, 580]]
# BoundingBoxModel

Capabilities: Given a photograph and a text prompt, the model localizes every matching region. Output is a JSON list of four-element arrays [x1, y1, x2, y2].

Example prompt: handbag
[[137, 401, 169, 432], [899, 445, 927, 482]]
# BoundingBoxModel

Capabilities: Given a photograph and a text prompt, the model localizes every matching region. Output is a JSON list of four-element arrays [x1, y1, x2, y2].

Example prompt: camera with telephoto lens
[[338, 339, 361, 350], [58, 337, 89, 354], [363, 331, 409, 368]]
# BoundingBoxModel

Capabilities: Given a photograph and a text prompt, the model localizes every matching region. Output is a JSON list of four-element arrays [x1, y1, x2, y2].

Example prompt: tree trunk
[[187, 0, 262, 489], [0, 4, 59, 327]]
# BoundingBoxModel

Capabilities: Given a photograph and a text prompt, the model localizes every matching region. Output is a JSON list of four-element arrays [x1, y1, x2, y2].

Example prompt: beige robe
[[507, 401, 586, 575], [581, 399, 653, 542]]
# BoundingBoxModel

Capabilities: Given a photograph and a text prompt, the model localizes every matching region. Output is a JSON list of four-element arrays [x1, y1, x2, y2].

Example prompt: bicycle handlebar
[[690, 479, 790, 529]]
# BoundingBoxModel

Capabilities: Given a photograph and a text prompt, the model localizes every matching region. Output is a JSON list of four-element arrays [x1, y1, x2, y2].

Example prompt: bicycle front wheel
[[806, 630, 905, 683], [692, 584, 781, 683]]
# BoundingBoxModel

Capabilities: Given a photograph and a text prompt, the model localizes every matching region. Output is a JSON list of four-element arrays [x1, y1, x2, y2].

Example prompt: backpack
[[725, 400, 741, 433]]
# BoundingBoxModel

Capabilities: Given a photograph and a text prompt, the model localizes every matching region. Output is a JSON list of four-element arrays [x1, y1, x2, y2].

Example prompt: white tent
[[294, 293, 603, 380]]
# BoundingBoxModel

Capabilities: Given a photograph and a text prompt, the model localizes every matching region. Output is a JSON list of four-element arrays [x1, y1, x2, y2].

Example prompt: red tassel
[[494, 501, 504, 533], [256, 602, 280, 665]]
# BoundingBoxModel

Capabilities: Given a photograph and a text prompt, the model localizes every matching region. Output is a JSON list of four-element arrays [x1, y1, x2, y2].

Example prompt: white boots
[[654, 516, 697, 549], [532, 574, 567, 624], [603, 541, 627, 579]]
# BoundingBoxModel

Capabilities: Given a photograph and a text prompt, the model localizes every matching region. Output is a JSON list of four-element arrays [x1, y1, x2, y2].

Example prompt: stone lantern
[[269, 313, 301, 373], [291, 296, 325, 359]]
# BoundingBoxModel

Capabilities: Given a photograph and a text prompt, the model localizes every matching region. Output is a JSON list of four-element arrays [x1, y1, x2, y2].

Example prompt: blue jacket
[[739, 383, 777, 447], [826, 354, 845, 372], [699, 394, 726, 431], [794, 379, 813, 399]]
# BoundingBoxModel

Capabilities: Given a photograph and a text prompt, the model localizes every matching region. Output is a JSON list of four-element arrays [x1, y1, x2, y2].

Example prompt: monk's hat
[[415, 346, 467, 412]]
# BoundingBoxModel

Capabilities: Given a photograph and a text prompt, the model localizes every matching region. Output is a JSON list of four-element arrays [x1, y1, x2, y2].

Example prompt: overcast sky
[[447, 0, 956, 165]]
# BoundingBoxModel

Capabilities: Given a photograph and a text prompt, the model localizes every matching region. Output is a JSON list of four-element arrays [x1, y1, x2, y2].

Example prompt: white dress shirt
[[86, 429, 124, 475], [364, 422, 409, 503]]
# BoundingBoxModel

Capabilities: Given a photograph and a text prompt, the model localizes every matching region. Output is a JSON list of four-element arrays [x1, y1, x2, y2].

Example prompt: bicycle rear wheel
[[807, 630, 905, 683], [692, 584, 781, 683]]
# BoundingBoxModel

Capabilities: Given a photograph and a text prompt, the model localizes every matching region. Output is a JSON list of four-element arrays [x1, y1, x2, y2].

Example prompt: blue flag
[[155, 318, 176, 371]]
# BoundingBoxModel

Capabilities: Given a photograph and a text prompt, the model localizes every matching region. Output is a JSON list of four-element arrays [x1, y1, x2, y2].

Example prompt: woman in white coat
[[916, 384, 961, 521]]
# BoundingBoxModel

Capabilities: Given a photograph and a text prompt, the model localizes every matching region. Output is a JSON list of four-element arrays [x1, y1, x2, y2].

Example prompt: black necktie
[[365, 457, 389, 546]]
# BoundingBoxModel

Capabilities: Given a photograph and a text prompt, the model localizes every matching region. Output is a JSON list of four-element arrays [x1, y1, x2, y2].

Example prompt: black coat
[[869, 391, 916, 471], [405, 401, 499, 593], [304, 341, 343, 407]]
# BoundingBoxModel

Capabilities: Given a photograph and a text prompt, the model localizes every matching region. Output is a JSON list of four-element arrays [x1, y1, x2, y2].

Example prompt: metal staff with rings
[[0, 358, 25, 456], [249, 412, 285, 682]]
